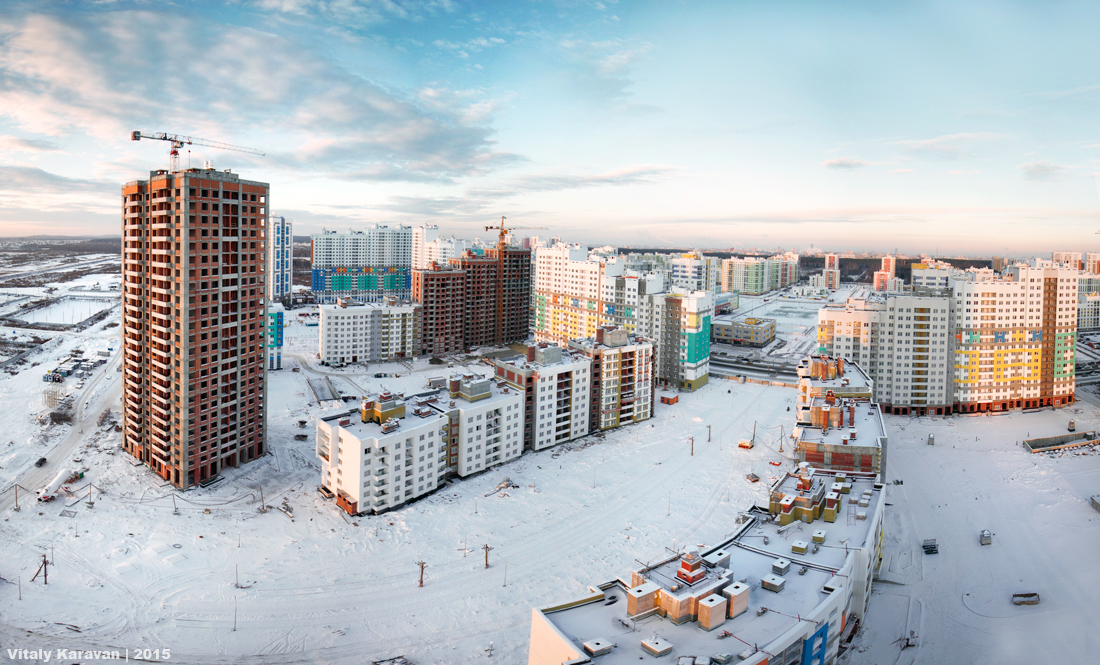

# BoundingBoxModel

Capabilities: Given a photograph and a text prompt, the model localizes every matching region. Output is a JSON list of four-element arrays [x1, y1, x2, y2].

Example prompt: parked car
[[35, 457, 47, 467]]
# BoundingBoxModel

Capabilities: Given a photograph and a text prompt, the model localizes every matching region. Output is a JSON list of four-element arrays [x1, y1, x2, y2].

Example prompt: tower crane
[[484, 216, 547, 346], [131, 131, 265, 172]]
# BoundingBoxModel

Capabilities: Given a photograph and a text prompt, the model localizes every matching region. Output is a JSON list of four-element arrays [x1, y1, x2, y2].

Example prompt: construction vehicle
[[483, 216, 546, 345], [131, 131, 265, 171]]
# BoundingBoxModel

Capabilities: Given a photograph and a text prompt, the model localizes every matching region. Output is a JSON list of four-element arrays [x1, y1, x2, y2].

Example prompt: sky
[[0, 0, 1099, 255]]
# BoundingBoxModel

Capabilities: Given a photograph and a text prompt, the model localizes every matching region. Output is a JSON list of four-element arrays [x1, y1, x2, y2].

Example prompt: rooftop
[[796, 355, 872, 391], [536, 469, 884, 664], [798, 398, 886, 448]]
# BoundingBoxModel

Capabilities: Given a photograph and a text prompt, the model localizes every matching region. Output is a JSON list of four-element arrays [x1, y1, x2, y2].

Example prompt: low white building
[[318, 300, 421, 364], [317, 391, 449, 515]]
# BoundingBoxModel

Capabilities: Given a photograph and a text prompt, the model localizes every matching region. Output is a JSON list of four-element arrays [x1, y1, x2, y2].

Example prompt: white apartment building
[[412, 224, 478, 270], [491, 344, 592, 451], [266, 215, 293, 301], [818, 292, 954, 415], [1079, 293, 1100, 331], [427, 373, 524, 477], [810, 269, 840, 290], [1087, 253, 1100, 275], [311, 226, 412, 269], [670, 253, 721, 293], [318, 301, 421, 364], [317, 392, 450, 515]]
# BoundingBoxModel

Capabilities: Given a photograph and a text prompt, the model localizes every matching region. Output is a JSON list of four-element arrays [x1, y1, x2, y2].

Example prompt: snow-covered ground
[[0, 295, 1097, 664], [725, 285, 864, 364]]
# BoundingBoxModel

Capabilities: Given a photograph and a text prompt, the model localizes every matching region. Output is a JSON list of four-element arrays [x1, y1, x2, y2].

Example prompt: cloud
[[0, 11, 517, 183], [889, 132, 1006, 160], [1020, 161, 1066, 181], [821, 157, 870, 170], [376, 195, 491, 216], [0, 165, 112, 196], [248, 0, 455, 24], [0, 135, 61, 152], [467, 164, 675, 198], [556, 37, 653, 104], [947, 169, 980, 175], [891, 168, 914, 174]]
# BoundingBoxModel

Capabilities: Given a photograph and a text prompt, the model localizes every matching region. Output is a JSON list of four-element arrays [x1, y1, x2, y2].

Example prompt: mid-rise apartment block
[[670, 252, 721, 292], [318, 392, 450, 514], [122, 168, 268, 488], [570, 327, 655, 431], [411, 224, 479, 270], [310, 226, 412, 303], [318, 300, 421, 364], [266, 215, 293, 302], [492, 343, 592, 451], [432, 373, 524, 477]]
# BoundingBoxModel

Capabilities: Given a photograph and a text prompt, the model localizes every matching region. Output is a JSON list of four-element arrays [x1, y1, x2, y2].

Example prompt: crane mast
[[484, 216, 547, 346], [131, 131, 265, 172]]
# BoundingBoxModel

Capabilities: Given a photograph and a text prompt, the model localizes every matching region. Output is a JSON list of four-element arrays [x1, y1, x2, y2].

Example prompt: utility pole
[[689, 436, 694, 456], [416, 560, 426, 587], [707, 425, 711, 442], [233, 596, 237, 632], [258, 485, 266, 513], [483, 544, 493, 569]]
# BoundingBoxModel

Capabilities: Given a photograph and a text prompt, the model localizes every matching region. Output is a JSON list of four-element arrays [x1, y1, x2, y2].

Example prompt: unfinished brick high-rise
[[412, 263, 465, 356], [122, 167, 268, 489]]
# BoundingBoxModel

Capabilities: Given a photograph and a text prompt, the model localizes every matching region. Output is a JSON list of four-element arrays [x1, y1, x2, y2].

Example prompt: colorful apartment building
[[266, 214, 293, 302], [266, 301, 284, 370], [122, 167, 268, 488], [310, 226, 412, 303], [533, 244, 612, 344]]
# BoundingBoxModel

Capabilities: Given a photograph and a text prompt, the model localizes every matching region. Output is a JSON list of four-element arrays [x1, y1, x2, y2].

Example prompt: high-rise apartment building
[[267, 301, 284, 370], [310, 226, 412, 303], [266, 215, 293, 302], [670, 252, 721, 292], [122, 168, 268, 488], [533, 244, 612, 343], [956, 261, 1077, 411], [412, 264, 465, 356], [720, 254, 799, 295]]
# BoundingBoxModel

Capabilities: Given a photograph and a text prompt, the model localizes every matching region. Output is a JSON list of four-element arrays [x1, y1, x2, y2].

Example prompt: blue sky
[[0, 0, 1098, 255]]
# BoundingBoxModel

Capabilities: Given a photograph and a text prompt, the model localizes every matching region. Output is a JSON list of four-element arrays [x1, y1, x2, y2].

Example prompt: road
[[0, 351, 122, 511]]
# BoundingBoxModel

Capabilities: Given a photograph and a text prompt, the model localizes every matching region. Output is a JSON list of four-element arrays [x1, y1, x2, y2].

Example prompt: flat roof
[[538, 470, 884, 664], [320, 394, 447, 440], [799, 400, 886, 447]]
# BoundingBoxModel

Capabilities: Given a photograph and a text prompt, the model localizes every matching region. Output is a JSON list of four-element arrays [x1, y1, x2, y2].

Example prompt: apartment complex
[[411, 264, 465, 355], [1052, 250, 1083, 271], [529, 467, 886, 665], [818, 259, 1078, 414], [720, 253, 800, 295], [310, 226, 413, 303], [318, 300, 421, 364], [122, 168, 268, 488], [491, 343, 592, 450], [266, 215, 293, 302], [569, 327, 655, 431], [657, 290, 712, 391], [872, 254, 904, 292], [430, 373, 524, 477]]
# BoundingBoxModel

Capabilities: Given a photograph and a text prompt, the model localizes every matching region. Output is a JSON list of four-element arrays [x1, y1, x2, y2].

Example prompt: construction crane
[[484, 216, 547, 346], [131, 131, 265, 172]]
